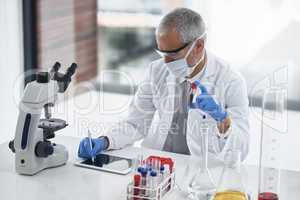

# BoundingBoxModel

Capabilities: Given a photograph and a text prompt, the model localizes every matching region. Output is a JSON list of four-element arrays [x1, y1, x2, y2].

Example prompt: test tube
[[156, 159, 161, 173], [146, 159, 152, 172], [191, 83, 198, 103], [134, 154, 143, 173], [141, 168, 148, 196], [149, 171, 158, 198], [160, 165, 165, 177], [164, 165, 171, 192], [133, 174, 141, 200]]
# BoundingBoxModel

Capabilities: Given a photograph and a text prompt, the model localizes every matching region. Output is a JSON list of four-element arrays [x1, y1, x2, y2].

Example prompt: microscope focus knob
[[8, 140, 15, 153], [35, 141, 54, 158], [36, 72, 50, 83]]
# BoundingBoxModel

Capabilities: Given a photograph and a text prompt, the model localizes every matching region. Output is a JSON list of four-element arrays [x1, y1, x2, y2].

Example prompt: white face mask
[[165, 33, 206, 80], [187, 48, 205, 76]]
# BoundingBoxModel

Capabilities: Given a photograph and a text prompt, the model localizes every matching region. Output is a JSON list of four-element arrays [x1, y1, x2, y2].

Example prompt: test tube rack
[[127, 170, 175, 200]]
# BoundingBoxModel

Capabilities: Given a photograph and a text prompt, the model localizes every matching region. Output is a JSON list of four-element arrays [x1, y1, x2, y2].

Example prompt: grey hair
[[156, 8, 206, 43]]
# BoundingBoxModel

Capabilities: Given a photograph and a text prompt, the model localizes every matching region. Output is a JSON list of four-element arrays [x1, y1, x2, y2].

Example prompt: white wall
[[0, 0, 23, 144]]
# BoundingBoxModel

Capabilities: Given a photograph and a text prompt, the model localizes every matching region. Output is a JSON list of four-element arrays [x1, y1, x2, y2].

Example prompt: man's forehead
[[156, 28, 183, 50], [156, 27, 179, 38]]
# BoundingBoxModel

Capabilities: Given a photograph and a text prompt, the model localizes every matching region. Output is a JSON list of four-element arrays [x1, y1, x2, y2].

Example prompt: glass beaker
[[212, 149, 248, 200], [258, 86, 287, 200], [187, 114, 216, 200]]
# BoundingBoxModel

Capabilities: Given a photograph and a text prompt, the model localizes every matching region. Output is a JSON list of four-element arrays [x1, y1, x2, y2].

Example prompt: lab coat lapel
[[151, 74, 176, 150], [200, 52, 217, 84]]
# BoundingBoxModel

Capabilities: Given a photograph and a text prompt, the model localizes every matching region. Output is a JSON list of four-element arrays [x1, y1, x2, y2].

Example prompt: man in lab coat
[[78, 8, 250, 161]]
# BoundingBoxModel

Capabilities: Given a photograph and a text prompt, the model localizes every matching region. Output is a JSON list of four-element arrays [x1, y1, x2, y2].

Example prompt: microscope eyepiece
[[51, 62, 61, 73], [65, 63, 77, 78], [49, 62, 78, 92]]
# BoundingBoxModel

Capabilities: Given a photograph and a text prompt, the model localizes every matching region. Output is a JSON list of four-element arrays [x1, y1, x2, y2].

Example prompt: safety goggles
[[155, 42, 192, 59], [155, 31, 207, 59]]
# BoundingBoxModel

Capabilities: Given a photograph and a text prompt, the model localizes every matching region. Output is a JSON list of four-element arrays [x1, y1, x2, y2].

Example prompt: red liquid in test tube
[[133, 174, 141, 200]]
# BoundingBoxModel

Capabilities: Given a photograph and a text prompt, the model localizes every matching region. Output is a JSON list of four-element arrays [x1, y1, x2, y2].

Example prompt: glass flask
[[187, 115, 216, 200], [258, 86, 287, 200], [212, 149, 248, 200]]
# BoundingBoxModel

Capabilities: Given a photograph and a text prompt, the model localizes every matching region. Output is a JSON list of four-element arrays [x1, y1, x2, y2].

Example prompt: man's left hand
[[191, 80, 227, 122]]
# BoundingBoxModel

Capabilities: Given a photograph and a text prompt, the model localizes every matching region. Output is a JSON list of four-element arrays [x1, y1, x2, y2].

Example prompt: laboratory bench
[[0, 136, 299, 200]]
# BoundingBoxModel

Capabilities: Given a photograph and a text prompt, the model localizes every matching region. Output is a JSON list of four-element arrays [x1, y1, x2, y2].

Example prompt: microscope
[[8, 62, 77, 175]]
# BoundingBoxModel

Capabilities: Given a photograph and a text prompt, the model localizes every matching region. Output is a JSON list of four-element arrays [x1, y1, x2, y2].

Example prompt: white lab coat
[[105, 51, 250, 160]]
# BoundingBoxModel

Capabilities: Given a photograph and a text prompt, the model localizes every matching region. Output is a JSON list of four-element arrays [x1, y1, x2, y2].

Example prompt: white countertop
[[0, 136, 300, 200]]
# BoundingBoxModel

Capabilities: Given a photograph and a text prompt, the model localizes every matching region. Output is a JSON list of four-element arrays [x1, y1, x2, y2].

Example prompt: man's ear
[[195, 39, 204, 54]]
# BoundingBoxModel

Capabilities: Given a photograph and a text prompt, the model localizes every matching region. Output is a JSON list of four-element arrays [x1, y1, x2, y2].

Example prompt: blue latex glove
[[78, 137, 107, 159], [190, 80, 227, 122]]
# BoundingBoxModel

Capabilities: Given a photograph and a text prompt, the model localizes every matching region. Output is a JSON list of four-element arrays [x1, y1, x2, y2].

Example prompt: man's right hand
[[78, 137, 108, 159]]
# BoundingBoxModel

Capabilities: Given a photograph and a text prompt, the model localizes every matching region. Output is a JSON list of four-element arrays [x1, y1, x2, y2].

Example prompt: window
[[97, 0, 186, 92]]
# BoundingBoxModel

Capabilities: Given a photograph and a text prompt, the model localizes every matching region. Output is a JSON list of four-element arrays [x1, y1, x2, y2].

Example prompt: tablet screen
[[80, 154, 133, 172]]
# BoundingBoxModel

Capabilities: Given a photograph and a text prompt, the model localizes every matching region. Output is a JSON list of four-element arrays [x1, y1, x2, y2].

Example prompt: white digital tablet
[[74, 153, 133, 175]]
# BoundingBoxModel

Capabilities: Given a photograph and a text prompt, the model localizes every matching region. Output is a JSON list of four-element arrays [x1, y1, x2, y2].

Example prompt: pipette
[[88, 129, 94, 163]]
